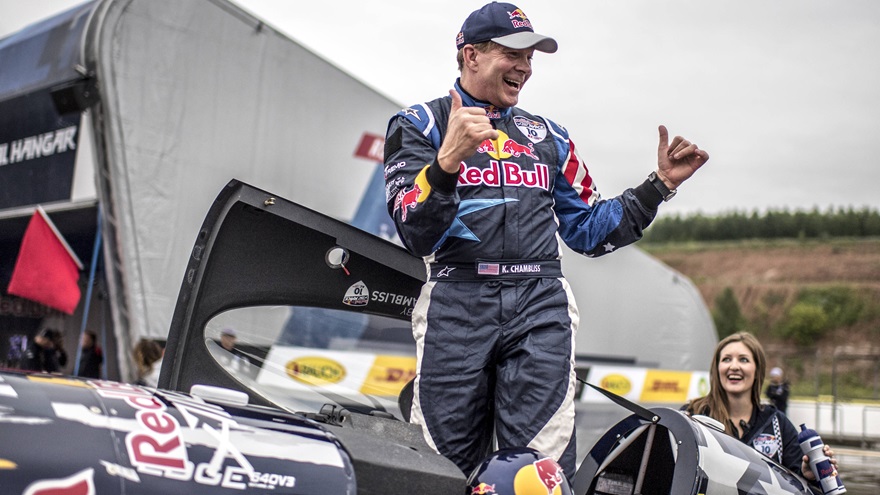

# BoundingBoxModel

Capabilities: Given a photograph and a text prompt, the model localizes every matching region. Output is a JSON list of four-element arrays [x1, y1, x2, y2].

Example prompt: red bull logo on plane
[[23, 468, 95, 495]]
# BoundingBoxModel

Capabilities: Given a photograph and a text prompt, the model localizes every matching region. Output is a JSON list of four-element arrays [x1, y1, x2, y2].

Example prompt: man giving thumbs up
[[383, 2, 708, 481]]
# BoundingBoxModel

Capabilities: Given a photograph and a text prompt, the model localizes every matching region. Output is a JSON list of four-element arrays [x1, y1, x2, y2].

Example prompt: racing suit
[[383, 79, 665, 477], [694, 404, 805, 477], [739, 405, 804, 476]]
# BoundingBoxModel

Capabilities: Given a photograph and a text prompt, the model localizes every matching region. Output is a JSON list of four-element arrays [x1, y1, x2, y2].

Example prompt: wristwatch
[[648, 171, 677, 202]]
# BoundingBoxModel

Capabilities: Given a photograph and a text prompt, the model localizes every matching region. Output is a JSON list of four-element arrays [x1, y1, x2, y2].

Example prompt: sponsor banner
[[259, 350, 715, 403], [0, 90, 81, 210], [639, 370, 693, 404], [581, 365, 710, 405], [581, 365, 647, 404], [360, 355, 416, 396], [256, 345, 414, 397], [689, 370, 712, 400]]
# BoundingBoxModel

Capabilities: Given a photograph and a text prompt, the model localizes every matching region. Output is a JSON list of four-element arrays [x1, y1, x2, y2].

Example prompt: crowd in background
[[10, 328, 233, 389], [16, 328, 103, 378]]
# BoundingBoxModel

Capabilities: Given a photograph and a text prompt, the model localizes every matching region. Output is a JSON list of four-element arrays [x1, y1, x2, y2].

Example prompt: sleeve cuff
[[426, 157, 459, 194], [633, 179, 664, 210]]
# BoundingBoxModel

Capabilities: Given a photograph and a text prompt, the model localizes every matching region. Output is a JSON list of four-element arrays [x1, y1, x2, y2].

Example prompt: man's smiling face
[[468, 44, 534, 108]]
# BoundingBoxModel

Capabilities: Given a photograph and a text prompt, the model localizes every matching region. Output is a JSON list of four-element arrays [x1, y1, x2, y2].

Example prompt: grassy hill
[[642, 238, 880, 401]]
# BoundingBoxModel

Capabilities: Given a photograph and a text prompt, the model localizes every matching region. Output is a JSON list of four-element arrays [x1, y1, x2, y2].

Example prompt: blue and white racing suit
[[383, 79, 664, 477]]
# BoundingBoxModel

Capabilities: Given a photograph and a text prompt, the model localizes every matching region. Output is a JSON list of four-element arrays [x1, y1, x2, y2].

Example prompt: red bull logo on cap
[[507, 9, 533, 29]]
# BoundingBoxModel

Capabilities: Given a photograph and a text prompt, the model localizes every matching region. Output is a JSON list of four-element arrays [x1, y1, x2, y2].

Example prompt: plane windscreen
[[202, 305, 416, 416]]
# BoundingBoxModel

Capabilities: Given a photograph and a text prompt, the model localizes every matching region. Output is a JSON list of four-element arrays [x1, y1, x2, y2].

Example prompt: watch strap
[[648, 171, 677, 201]]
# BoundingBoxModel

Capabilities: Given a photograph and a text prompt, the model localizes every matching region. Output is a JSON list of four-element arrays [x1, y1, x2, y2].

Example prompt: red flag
[[7, 206, 83, 315]]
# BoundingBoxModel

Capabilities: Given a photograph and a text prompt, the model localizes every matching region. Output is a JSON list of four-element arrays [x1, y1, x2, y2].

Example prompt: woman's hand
[[801, 445, 839, 480]]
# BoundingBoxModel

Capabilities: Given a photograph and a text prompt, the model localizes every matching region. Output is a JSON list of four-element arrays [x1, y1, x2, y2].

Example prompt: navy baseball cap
[[456, 2, 557, 53]]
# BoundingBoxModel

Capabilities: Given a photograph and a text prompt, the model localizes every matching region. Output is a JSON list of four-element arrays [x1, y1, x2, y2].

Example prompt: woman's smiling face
[[718, 341, 756, 397]]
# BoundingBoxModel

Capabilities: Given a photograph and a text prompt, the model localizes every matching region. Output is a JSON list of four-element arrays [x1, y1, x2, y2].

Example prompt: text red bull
[[458, 162, 549, 190]]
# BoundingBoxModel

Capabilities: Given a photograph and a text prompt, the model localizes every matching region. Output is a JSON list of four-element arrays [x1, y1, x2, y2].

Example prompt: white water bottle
[[797, 424, 845, 494]]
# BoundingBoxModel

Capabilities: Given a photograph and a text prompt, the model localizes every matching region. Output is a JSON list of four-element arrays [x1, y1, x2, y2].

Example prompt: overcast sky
[[2, 0, 879, 216]]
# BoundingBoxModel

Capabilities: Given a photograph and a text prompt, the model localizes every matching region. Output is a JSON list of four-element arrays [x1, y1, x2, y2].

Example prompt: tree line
[[643, 206, 880, 243]]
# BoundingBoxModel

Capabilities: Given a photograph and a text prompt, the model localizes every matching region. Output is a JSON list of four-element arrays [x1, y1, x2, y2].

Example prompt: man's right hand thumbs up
[[437, 89, 498, 173]]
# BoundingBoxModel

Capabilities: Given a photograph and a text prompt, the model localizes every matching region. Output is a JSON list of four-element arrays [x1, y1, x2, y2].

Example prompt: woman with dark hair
[[684, 332, 838, 481], [132, 339, 163, 387]]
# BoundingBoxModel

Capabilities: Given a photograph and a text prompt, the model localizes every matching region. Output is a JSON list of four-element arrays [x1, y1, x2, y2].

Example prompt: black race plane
[[0, 180, 819, 494]]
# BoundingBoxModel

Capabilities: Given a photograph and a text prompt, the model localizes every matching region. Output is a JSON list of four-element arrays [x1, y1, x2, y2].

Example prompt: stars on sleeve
[[403, 108, 421, 120]]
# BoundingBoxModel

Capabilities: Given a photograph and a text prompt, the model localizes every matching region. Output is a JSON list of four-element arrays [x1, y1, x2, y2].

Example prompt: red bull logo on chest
[[501, 139, 538, 159], [475, 131, 541, 161], [459, 161, 549, 190], [483, 105, 502, 119]]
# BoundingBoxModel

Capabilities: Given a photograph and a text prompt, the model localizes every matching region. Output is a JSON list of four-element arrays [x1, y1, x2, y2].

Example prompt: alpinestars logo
[[343, 281, 369, 306]]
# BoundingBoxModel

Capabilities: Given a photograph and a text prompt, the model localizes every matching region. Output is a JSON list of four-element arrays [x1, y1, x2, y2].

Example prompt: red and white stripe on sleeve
[[561, 139, 598, 206]]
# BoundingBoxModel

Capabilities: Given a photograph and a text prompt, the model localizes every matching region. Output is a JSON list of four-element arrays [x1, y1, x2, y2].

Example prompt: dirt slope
[[645, 239, 880, 321], [642, 238, 880, 397]]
